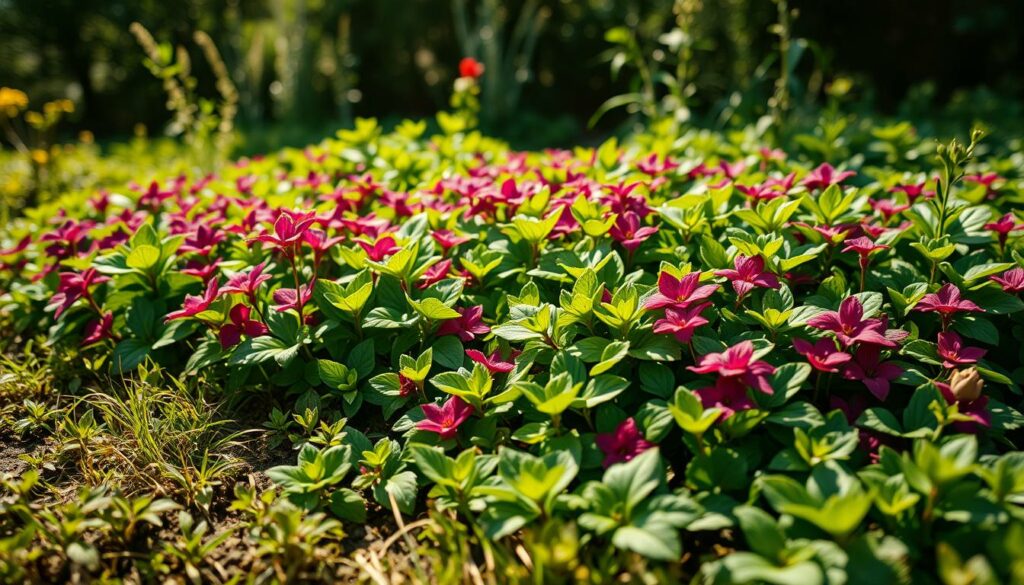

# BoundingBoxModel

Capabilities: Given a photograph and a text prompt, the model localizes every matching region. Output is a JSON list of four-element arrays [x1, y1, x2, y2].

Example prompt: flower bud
[[950, 367, 983, 402]]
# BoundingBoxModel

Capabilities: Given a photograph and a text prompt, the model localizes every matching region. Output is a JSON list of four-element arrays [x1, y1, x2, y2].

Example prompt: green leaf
[[431, 335, 464, 370], [126, 245, 160, 271]]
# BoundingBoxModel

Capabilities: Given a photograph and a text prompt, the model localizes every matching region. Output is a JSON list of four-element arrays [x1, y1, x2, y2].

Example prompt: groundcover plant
[[2, 113, 1024, 583]]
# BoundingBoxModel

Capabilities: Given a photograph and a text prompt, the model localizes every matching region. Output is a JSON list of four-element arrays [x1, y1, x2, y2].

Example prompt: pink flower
[[964, 172, 1002, 196], [417, 396, 474, 440], [643, 271, 719, 310], [601, 181, 651, 217], [736, 183, 787, 202], [466, 348, 518, 373], [792, 338, 852, 373], [181, 259, 221, 283], [991, 267, 1024, 293], [609, 211, 658, 252], [842, 236, 888, 259], [842, 345, 902, 401], [49, 268, 110, 318], [984, 213, 1024, 248], [418, 259, 453, 290], [652, 303, 710, 344], [357, 236, 400, 261], [179, 224, 225, 256], [81, 312, 114, 347], [714, 255, 780, 300], [0, 235, 30, 258], [636, 154, 679, 177], [889, 181, 934, 203], [695, 378, 756, 420], [431, 230, 471, 254], [40, 220, 94, 260], [219, 304, 269, 349], [914, 283, 983, 326], [595, 418, 654, 467], [868, 199, 910, 222], [137, 180, 176, 209], [272, 284, 313, 313], [302, 228, 344, 263], [165, 278, 220, 322], [220, 262, 272, 299], [802, 163, 855, 190], [807, 296, 899, 348], [254, 209, 318, 252], [436, 305, 490, 342], [717, 160, 747, 180], [688, 340, 775, 394], [936, 332, 986, 369], [842, 237, 889, 291]]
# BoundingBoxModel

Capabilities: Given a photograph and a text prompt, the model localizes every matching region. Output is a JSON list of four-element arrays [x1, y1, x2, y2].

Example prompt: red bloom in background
[[254, 209, 318, 252], [868, 199, 910, 222], [936, 332, 986, 369], [466, 349, 517, 373], [81, 312, 114, 347], [964, 172, 1002, 197], [992, 267, 1024, 293], [643, 271, 719, 310], [653, 303, 711, 344], [437, 305, 490, 342], [842, 344, 902, 401], [272, 284, 313, 313], [807, 296, 898, 348], [458, 57, 485, 79], [802, 163, 855, 190], [182, 258, 221, 283], [736, 183, 787, 202], [357, 236, 400, 261], [842, 236, 888, 259], [636, 154, 680, 177], [695, 378, 756, 420], [40, 220, 94, 260], [0, 235, 31, 258], [601, 181, 651, 217], [166, 278, 220, 322], [417, 396, 474, 440], [431, 229, 471, 254], [842, 236, 889, 291], [609, 211, 658, 252], [179, 224, 225, 256], [49, 268, 110, 318], [418, 258, 453, 289], [302, 228, 344, 264], [914, 283, 983, 327], [984, 213, 1024, 248], [221, 262, 272, 299], [792, 337, 852, 373], [595, 418, 654, 468], [688, 340, 776, 394], [219, 304, 269, 349], [715, 255, 780, 300], [889, 181, 934, 203]]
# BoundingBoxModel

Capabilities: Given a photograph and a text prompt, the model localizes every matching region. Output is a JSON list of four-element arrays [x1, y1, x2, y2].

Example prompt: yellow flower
[[0, 87, 29, 116], [949, 367, 984, 402], [79, 130, 95, 144], [31, 149, 49, 165], [25, 111, 44, 128]]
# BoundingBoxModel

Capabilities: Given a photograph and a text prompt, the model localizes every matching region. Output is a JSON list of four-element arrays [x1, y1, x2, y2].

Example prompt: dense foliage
[[2, 108, 1024, 583]]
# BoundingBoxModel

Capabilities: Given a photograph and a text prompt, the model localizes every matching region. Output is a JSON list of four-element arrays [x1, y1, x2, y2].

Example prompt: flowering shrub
[[3, 119, 1024, 582]]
